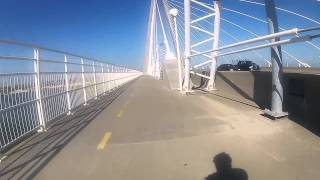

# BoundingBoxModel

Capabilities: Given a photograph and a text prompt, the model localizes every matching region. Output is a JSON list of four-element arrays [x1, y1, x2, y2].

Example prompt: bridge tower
[[145, 0, 176, 79], [144, 0, 157, 76]]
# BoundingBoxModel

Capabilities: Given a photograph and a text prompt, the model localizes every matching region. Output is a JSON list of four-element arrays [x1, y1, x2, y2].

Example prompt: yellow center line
[[97, 132, 112, 150], [117, 109, 124, 118]]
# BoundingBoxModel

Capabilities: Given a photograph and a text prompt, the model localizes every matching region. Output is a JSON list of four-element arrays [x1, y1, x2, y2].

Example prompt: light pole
[[170, 8, 183, 91]]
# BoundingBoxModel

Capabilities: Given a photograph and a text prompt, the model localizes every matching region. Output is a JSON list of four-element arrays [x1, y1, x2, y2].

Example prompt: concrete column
[[264, 0, 288, 118]]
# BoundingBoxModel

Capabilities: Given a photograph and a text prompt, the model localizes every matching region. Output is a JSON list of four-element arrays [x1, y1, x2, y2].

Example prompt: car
[[236, 60, 260, 71], [217, 64, 237, 71]]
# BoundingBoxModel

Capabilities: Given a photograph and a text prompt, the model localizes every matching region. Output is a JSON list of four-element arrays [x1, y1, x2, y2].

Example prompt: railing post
[[111, 65, 114, 90], [183, 0, 191, 93], [64, 55, 72, 115], [207, 0, 221, 91], [92, 61, 98, 99], [107, 64, 111, 92], [115, 66, 117, 87], [101, 63, 106, 94], [117, 67, 119, 87], [81, 58, 87, 105], [115, 66, 117, 88], [33, 49, 46, 132]]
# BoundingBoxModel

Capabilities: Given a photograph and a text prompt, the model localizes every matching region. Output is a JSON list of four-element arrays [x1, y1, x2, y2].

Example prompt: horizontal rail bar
[[217, 35, 314, 57], [191, 0, 215, 11], [191, 35, 318, 68], [191, 37, 214, 48], [0, 99, 38, 113], [191, 25, 215, 36], [190, 71, 210, 79], [0, 39, 142, 150], [40, 58, 116, 67], [190, 28, 299, 58], [191, 13, 215, 24], [0, 56, 35, 61]]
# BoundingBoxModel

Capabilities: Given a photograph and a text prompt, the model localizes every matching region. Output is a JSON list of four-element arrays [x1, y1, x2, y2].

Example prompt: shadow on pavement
[[0, 79, 137, 180], [206, 152, 248, 180], [192, 71, 320, 136]]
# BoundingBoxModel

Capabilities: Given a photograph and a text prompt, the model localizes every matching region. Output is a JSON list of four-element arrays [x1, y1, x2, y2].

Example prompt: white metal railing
[[0, 40, 142, 150]]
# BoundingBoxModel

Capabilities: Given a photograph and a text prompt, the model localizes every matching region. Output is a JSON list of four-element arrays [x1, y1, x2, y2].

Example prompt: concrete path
[[1, 76, 320, 180]]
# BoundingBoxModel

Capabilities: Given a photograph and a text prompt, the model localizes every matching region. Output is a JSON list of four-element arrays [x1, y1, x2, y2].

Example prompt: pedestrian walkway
[[1, 76, 320, 180]]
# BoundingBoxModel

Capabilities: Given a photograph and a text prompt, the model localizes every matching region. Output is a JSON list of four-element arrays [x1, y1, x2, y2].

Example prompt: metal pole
[[115, 67, 119, 88], [264, 0, 288, 118], [207, 0, 221, 90], [183, 0, 191, 93], [92, 61, 98, 99], [64, 55, 72, 115], [33, 49, 46, 131], [107, 64, 111, 91], [81, 58, 87, 105], [170, 8, 183, 91], [111, 65, 114, 90], [101, 63, 106, 94]]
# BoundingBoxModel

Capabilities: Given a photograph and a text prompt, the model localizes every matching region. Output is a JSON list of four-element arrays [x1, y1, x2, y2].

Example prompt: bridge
[[0, 0, 320, 179]]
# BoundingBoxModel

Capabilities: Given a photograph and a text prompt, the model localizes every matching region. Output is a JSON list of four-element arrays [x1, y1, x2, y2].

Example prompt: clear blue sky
[[0, 0, 319, 70], [0, 0, 150, 70]]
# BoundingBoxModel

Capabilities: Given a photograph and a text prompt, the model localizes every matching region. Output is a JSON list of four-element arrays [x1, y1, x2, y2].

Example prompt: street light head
[[169, 8, 178, 17]]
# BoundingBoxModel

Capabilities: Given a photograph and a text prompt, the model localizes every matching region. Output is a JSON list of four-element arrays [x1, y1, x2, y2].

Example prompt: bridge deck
[[1, 76, 320, 180]]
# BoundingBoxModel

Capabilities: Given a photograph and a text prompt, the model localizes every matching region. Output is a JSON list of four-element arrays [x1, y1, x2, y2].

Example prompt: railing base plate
[[264, 109, 288, 119], [0, 154, 8, 163]]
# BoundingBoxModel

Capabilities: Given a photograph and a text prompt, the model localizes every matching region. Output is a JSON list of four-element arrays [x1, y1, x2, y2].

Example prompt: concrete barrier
[[192, 70, 320, 135]]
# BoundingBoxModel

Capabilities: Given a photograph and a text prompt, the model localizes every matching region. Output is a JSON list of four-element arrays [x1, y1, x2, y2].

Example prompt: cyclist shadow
[[206, 152, 248, 180]]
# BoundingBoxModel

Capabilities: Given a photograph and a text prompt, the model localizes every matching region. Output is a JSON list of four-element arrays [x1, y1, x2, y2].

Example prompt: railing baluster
[[81, 58, 87, 105], [115, 66, 119, 88], [64, 55, 72, 115], [107, 64, 111, 92], [111, 65, 114, 90], [92, 61, 98, 99], [33, 49, 46, 132], [0, 41, 141, 150], [102, 63, 106, 94]]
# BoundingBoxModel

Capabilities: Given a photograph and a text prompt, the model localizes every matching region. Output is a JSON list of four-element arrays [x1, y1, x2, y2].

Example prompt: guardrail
[[0, 40, 142, 150]]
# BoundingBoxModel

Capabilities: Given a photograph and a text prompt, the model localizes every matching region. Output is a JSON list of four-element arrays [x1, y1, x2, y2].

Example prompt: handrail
[[0, 40, 142, 151]]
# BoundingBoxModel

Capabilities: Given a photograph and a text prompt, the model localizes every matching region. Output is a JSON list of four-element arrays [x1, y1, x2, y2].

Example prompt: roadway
[[1, 76, 320, 180]]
